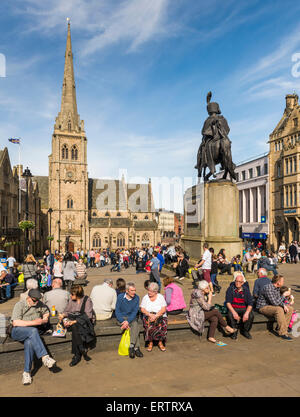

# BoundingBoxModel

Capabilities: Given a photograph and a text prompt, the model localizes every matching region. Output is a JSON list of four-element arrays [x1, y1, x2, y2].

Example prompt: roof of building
[[32, 176, 49, 209]]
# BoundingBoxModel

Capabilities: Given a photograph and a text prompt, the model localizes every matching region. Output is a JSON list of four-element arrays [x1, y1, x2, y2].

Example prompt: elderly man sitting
[[90, 278, 117, 320], [11, 289, 57, 385], [225, 272, 254, 339], [43, 278, 70, 314], [256, 275, 294, 341], [115, 282, 143, 359], [253, 268, 272, 302]]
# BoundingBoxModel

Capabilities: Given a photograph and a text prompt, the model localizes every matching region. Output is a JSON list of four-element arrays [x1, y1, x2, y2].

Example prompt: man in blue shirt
[[156, 251, 165, 273], [115, 282, 143, 359], [150, 252, 161, 291], [253, 268, 271, 302]]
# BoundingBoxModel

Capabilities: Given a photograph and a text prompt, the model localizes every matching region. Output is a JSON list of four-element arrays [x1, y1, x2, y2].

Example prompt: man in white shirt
[[90, 278, 117, 320], [7, 256, 16, 273], [196, 243, 213, 292]]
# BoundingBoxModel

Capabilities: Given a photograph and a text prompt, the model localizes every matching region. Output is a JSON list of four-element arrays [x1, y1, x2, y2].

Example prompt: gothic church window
[[93, 233, 101, 248], [71, 145, 78, 160], [67, 197, 73, 209], [62, 144, 68, 160], [117, 232, 125, 247]]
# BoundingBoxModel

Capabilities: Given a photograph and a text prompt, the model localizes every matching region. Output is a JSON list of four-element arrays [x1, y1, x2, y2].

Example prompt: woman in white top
[[140, 282, 167, 352], [53, 256, 63, 279]]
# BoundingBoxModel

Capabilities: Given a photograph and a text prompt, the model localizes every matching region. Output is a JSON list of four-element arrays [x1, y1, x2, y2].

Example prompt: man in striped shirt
[[226, 273, 254, 339]]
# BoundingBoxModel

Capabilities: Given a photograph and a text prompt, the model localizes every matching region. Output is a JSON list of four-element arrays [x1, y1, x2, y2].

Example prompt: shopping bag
[[52, 322, 67, 337], [118, 329, 130, 356], [18, 273, 24, 283]]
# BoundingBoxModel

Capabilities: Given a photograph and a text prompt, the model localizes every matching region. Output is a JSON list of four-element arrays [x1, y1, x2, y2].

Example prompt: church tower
[[48, 21, 88, 252]]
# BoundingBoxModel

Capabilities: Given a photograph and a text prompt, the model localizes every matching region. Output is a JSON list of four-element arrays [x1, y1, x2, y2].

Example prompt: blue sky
[[1, 0, 300, 212]]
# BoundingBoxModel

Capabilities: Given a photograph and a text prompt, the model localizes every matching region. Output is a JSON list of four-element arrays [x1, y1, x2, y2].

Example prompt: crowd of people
[[2, 240, 298, 386]]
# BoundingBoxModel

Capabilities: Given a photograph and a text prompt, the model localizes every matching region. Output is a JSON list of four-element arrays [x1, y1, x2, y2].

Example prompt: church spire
[[55, 20, 83, 133]]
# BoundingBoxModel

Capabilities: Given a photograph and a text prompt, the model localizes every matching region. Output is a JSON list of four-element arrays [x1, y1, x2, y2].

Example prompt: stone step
[[0, 311, 274, 372]]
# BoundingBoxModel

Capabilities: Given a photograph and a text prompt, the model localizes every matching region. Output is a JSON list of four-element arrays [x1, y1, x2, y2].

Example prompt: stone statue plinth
[[181, 180, 242, 262]]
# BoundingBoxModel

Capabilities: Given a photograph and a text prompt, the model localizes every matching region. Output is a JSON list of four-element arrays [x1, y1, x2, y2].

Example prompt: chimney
[[285, 93, 298, 110]]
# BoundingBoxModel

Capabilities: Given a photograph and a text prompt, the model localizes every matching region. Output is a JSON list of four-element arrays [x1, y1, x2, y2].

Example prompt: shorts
[[202, 269, 211, 283]]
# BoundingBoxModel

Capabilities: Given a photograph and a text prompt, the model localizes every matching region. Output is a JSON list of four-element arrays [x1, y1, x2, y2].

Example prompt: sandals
[[208, 337, 216, 343], [147, 342, 153, 352], [158, 341, 166, 352]]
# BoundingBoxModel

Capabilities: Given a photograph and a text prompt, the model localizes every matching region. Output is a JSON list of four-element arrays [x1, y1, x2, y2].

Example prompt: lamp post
[[47, 208, 53, 253], [65, 235, 70, 253], [57, 220, 61, 252], [80, 224, 83, 251], [22, 167, 32, 256]]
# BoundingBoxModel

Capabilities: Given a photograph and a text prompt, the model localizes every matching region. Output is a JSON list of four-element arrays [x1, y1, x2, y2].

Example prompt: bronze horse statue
[[195, 92, 236, 182]]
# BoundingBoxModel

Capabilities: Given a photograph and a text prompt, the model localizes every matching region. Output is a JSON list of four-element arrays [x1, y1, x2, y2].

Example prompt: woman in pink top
[[163, 277, 186, 315]]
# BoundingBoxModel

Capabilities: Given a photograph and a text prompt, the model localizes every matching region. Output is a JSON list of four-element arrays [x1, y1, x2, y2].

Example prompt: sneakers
[[281, 335, 293, 341], [22, 372, 32, 385], [42, 355, 56, 368]]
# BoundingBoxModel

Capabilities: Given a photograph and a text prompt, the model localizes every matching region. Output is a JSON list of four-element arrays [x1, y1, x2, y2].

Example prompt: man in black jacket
[[289, 242, 298, 264], [225, 273, 254, 339]]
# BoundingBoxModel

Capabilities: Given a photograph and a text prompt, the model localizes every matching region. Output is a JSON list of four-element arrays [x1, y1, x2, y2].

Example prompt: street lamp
[[80, 224, 83, 251], [47, 208, 53, 252], [57, 220, 61, 252], [22, 167, 32, 256]]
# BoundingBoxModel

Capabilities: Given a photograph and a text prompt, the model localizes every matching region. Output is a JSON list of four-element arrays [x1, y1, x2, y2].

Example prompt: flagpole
[[18, 142, 21, 216]]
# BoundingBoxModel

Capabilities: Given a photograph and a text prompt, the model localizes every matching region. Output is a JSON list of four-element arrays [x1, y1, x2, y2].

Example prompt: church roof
[[134, 220, 158, 230]]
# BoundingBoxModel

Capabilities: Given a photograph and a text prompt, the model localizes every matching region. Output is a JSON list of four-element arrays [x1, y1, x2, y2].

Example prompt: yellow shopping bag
[[18, 273, 24, 283], [118, 329, 130, 356]]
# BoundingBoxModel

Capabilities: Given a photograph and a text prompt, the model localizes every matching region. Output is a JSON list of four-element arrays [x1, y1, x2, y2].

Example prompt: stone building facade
[[269, 93, 300, 249], [33, 23, 159, 252], [216, 154, 269, 245], [0, 149, 45, 259]]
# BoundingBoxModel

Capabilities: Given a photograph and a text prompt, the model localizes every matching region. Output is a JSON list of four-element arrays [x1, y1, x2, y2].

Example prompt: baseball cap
[[28, 289, 42, 301]]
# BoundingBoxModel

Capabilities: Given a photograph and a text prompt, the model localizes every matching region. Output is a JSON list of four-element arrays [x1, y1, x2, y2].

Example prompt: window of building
[[242, 170, 246, 181], [264, 163, 268, 175], [105, 212, 110, 217], [71, 145, 78, 160], [294, 157, 297, 173], [136, 197, 140, 205], [294, 118, 298, 128], [277, 162, 281, 178], [67, 197, 73, 209], [235, 173, 239, 182], [286, 187, 289, 206], [294, 185, 297, 206], [117, 233, 125, 247], [145, 215, 149, 220], [286, 159, 289, 175], [275, 142, 277, 152], [133, 215, 137, 220], [290, 186, 293, 206], [249, 168, 253, 179], [116, 212, 121, 217], [93, 233, 101, 248], [141, 233, 150, 247], [62, 144, 68, 160], [256, 166, 261, 177]]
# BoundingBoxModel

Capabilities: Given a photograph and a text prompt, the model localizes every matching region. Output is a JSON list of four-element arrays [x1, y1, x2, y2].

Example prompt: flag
[[8, 138, 20, 144]]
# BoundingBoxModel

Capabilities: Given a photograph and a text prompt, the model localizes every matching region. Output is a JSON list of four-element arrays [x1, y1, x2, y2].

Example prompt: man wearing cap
[[11, 289, 57, 385]]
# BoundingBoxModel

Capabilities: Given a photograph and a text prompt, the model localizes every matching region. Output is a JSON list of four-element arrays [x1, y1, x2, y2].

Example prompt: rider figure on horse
[[195, 92, 236, 182]]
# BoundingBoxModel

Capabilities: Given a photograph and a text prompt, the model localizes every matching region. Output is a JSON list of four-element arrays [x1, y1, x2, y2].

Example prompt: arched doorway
[[68, 241, 74, 253]]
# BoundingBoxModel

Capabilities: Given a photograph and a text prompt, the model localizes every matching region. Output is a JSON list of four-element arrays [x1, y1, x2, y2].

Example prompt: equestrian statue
[[195, 92, 236, 182]]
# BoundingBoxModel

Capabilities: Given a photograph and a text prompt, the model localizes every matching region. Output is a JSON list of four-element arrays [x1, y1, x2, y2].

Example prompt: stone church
[[34, 22, 159, 252]]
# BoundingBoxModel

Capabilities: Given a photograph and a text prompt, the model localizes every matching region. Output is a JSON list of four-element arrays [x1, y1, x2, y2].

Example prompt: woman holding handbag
[[59, 285, 96, 367], [140, 282, 168, 352]]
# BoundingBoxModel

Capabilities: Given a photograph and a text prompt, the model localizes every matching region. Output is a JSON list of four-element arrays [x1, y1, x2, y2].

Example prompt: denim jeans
[[5, 283, 18, 298], [11, 327, 48, 372], [233, 264, 243, 272], [210, 273, 217, 285]]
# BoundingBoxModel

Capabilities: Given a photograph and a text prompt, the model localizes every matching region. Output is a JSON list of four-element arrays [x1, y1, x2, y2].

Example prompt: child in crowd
[[231, 254, 242, 272], [280, 286, 296, 331]]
